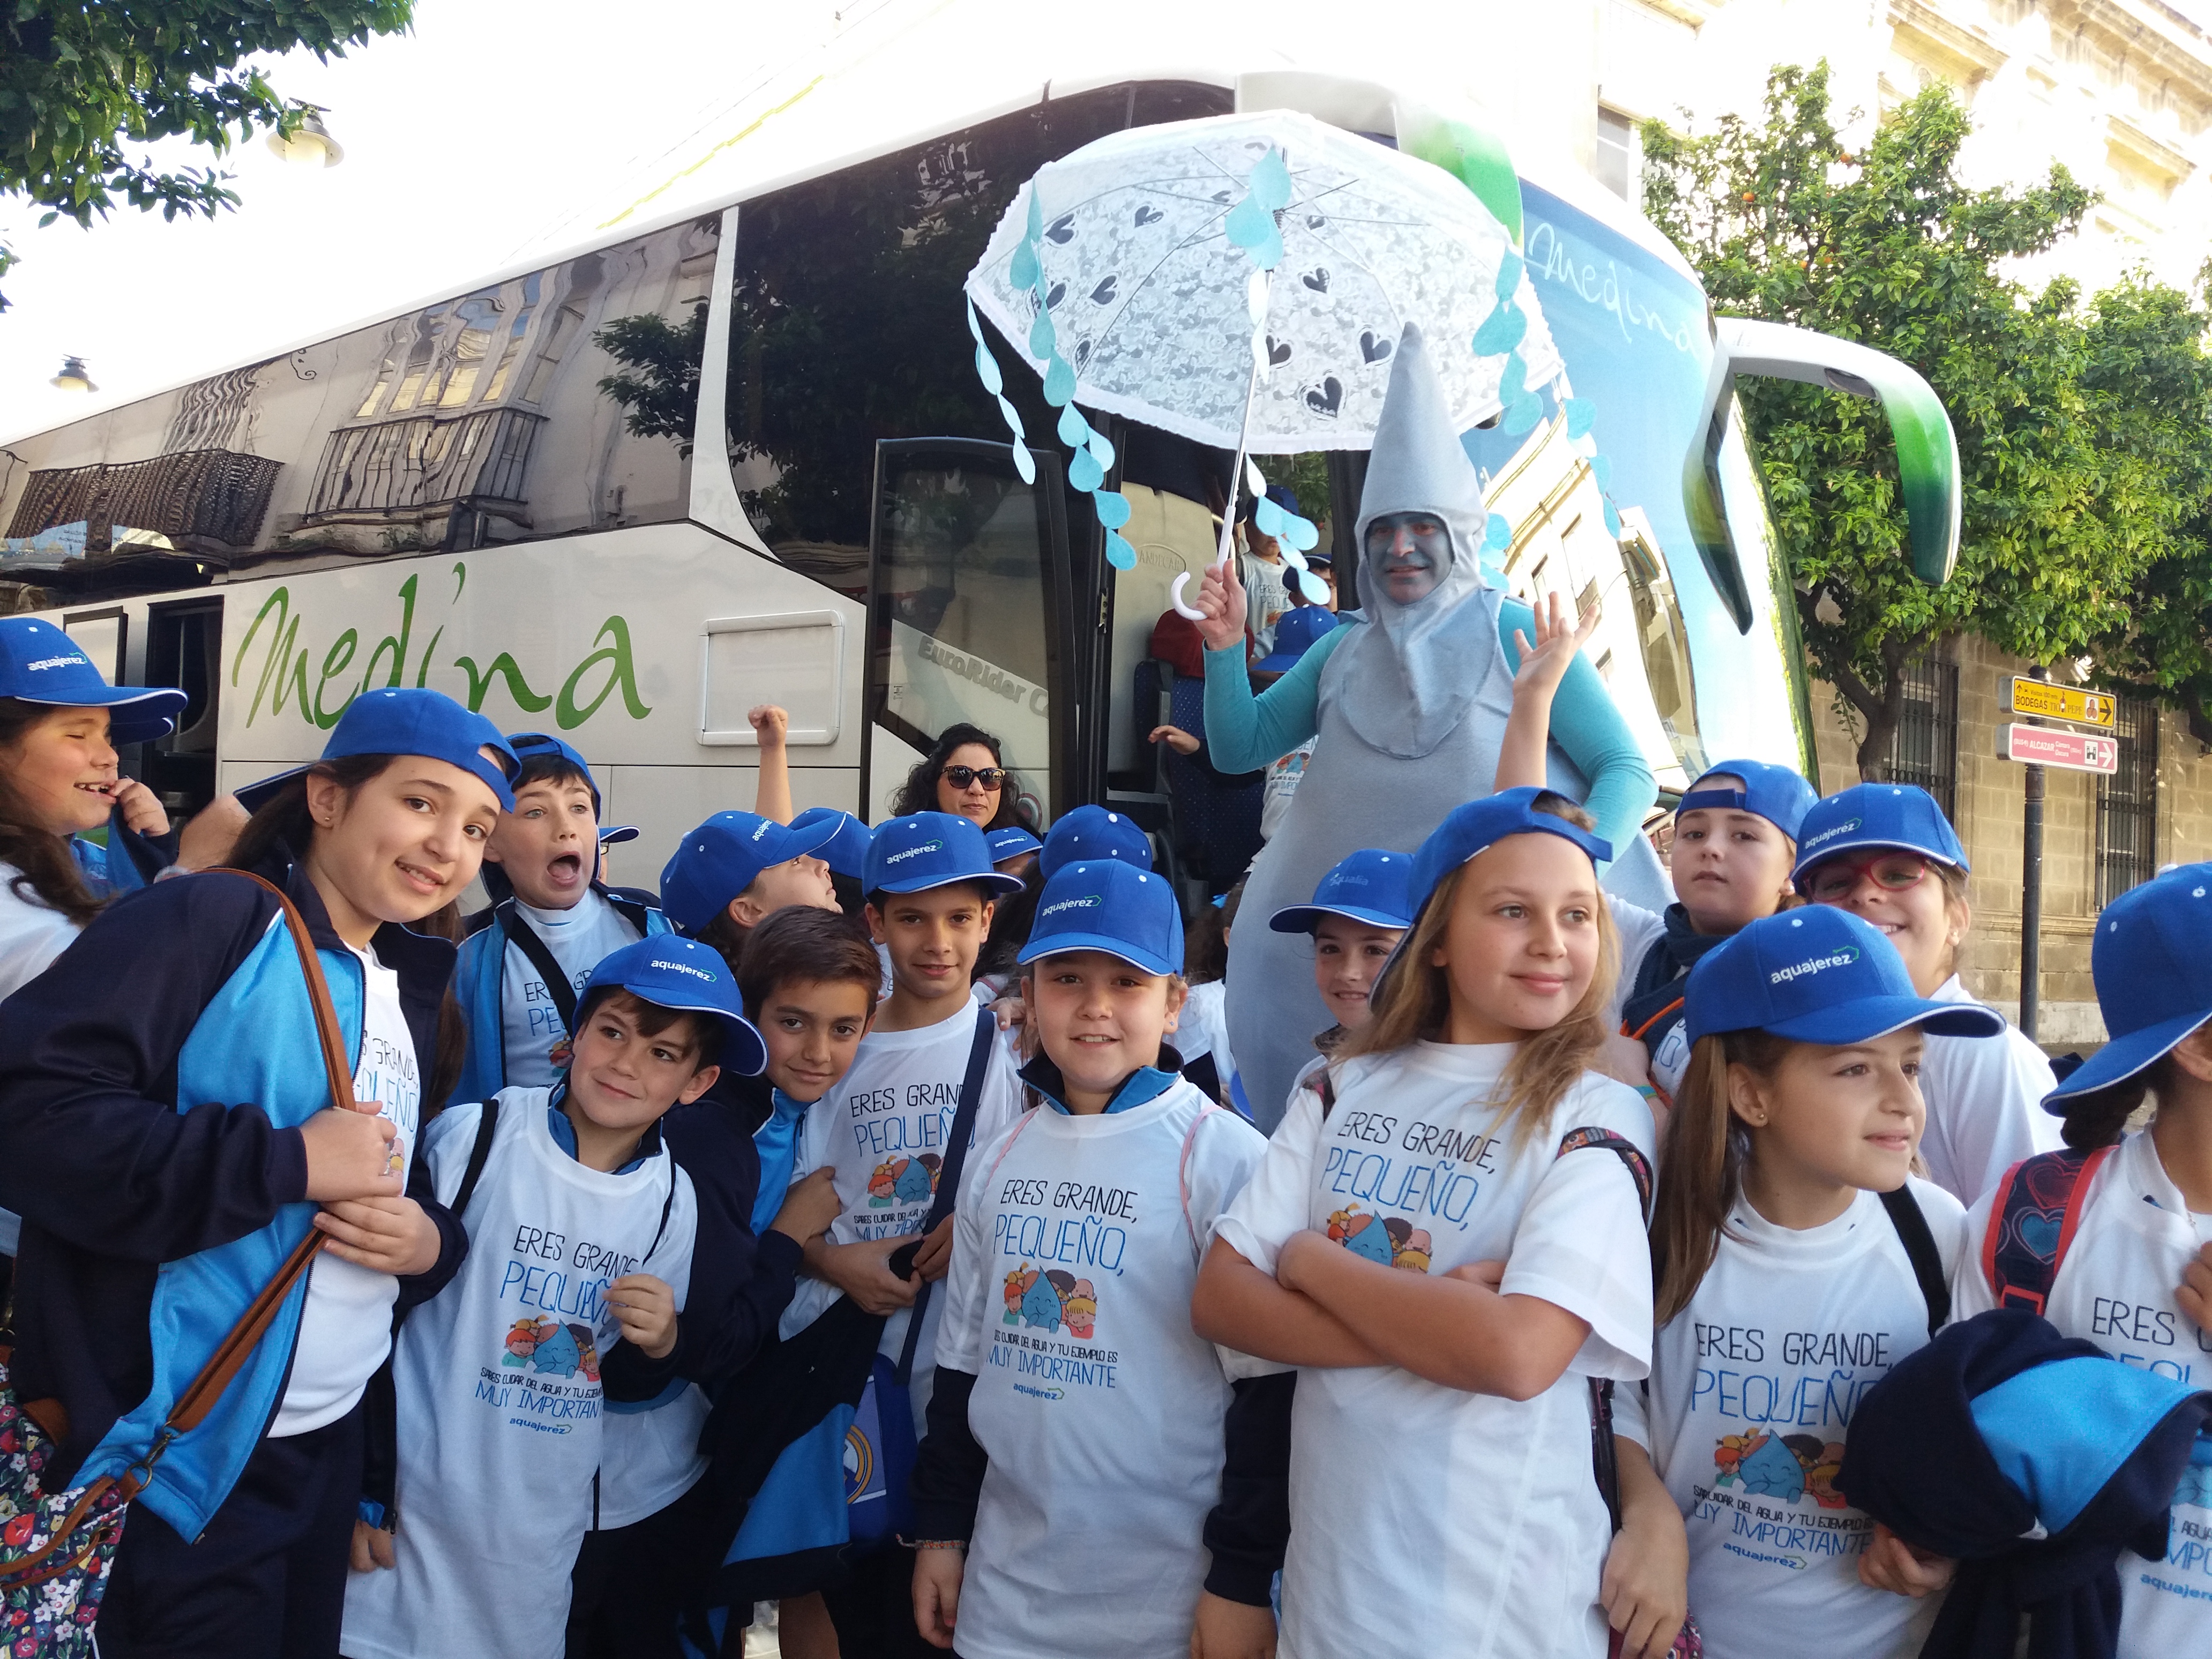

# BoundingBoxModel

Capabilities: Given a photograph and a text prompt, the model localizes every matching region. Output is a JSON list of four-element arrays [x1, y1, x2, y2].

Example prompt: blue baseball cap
[[598, 825, 640, 848], [1792, 783, 1967, 886], [578, 935, 765, 1077], [987, 825, 1043, 864], [506, 731, 603, 812], [1407, 787, 1614, 919], [1678, 759, 1820, 843], [1018, 859, 1184, 976], [235, 687, 520, 814], [791, 806, 873, 881], [1040, 804, 1153, 878], [2043, 862, 2212, 1109], [660, 811, 842, 934], [1684, 907, 2003, 1048], [1253, 605, 1340, 675], [864, 811, 1024, 898], [1270, 848, 1415, 933], [0, 616, 188, 743]]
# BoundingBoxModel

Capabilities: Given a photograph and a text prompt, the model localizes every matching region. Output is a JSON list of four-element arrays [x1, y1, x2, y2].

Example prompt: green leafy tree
[[0, 2, 413, 308], [1641, 64, 2201, 776]]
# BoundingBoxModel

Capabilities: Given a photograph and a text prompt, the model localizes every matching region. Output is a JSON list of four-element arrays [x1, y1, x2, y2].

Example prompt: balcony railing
[[5, 449, 283, 553], [303, 406, 545, 523]]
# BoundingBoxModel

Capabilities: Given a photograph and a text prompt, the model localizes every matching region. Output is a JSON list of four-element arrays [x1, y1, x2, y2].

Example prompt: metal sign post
[[2020, 684, 2044, 1042]]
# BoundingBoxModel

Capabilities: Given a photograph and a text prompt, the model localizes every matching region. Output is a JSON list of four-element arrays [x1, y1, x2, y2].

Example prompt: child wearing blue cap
[[1494, 593, 1815, 1109], [341, 936, 834, 1659], [1793, 782, 2060, 1205], [661, 807, 841, 967], [452, 730, 675, 1102], [1194, 786, 1657, 1659], [1608, 907, 2002, 1659], [770, 812, 1025, 1652], [1268, 847, 1416, 1070], [794, 803, 878, 921], [0, 685, 514, 1652], [1951, 861, 2212, 1656], [910, 857, 1280, 1659], [0, 614, 187, 1000]]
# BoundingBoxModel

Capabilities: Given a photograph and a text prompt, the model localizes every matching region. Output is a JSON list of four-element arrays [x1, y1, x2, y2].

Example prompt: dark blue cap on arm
[[659, 811, 842, 934], [791, 806, 874, 880], [1270, 848, 1415, 933], [1039, 805, 1153, 879], [1792, 783, 1967, 886], [1678, 758, 1819, 843], [2042, 861, 2212, 1108], [1684, 907, 2002, 1048], [0, 615, 189, 743], [236, 687, 519, 814], [864, 812, 1025, 898], [1018, 860, 1183, 976], [579, 935, 765, 1077], [1406, 787, 1612, 920]]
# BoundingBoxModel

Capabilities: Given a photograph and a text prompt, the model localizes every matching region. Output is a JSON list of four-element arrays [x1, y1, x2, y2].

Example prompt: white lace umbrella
[[963, 109, 1560, 455]]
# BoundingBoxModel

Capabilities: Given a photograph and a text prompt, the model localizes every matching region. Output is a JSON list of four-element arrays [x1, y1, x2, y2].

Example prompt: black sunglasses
[[940, 765, 1006, 790]]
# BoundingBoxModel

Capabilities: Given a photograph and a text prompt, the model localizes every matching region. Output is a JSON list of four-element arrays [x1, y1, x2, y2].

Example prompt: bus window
[[0, 217, 719, 572], [866, 439, 1070, 827]]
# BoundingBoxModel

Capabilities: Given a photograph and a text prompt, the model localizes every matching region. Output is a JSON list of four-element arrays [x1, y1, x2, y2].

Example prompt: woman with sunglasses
[[890, 722, 1028, 832], [1792, 782, 2061, 1205]]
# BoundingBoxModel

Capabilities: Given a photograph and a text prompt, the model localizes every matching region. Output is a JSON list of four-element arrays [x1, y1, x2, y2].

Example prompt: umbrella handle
[[1169, 570, 1207, 622]]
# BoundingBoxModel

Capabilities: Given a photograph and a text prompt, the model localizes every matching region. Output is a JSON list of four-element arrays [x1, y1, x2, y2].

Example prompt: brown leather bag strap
[[160, 868, 360, 1437]]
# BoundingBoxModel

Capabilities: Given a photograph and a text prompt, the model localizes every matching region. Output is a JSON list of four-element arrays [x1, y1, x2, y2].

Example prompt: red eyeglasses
[[1803, 851, 1938, 905]]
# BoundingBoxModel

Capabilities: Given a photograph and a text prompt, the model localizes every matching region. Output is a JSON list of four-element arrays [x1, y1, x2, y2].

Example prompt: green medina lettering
[[231, 567, 654, 730]]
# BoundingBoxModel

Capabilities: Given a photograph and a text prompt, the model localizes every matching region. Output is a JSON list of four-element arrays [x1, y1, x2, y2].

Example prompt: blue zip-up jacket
[[0, 853, 467, 1540], [451, 886, 670, 1106]]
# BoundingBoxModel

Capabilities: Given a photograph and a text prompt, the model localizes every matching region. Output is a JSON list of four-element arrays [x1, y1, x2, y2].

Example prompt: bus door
[[863, 439, 1074, 826]]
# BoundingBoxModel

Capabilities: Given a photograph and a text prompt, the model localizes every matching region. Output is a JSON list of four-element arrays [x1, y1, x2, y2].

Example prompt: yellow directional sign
[[2007, 677, 2116, 729]]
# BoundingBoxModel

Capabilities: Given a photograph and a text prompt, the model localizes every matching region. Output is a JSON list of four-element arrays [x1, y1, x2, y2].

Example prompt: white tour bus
[[0, 61, 1955, 895]]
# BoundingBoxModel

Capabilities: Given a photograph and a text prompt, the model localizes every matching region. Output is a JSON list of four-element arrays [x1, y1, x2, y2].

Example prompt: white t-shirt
[[1259, 739, 1314, 841], [782, 996, 1026, 1429], [499, 892, 643, 1088], [936, 1079, 1272, 1659], [1953, 1131, 2212, 1654], [1177, 978, 1237, 1097], [1918, 975, 2062, 1207], [1613, 1179, 1967, 1659], [274, 941, 421, 1436], [342, 1088, 697, 1659], [1215, 1043, 1657, 1659], [1605, 895, 1670, 1032], [0, 865, 79, 1004], [1239, 551, 1292, 658]]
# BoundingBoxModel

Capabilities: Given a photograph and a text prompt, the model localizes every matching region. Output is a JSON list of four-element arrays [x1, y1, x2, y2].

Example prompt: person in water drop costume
[[1190, 323, 1661, 1128]]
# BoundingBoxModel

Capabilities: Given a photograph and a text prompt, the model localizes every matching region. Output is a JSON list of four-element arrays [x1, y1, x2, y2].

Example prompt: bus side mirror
[[1683, 318, 1962, 633]]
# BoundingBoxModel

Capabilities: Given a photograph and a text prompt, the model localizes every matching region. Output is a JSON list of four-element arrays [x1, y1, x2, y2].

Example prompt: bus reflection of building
[[1476, 395, 1705, 794]]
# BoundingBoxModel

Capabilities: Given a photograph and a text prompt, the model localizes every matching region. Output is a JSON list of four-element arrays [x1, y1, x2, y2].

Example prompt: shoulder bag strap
[[1877, 1185, 1951, 1338], [895, 1006, 1001, 1382], [451, 1097, 504, 1221], [157, 870, 359, 1444], [1983, 1144, 2115, 1316], [1552, 1124, 1656, 1537], [1179, 1102, 1229, 1255], [497, 898, 581, 1037]]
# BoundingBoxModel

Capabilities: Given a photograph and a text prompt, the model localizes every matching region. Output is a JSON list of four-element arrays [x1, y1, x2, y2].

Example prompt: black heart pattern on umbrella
[[1306, 214, 1326, 230], [1268, 337, 1292, 365], [1302, 267, 1330, 293], [1133, 205, 1163, 227], [1045, 281, 1066, 310], [1045, 213, 1077, 244], [1361, 330, 1393, 363], [1092, 276, 1118, 305], [1303, 376, 1343, 417]]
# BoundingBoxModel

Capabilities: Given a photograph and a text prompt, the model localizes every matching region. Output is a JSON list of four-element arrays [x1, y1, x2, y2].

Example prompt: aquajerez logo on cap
[[1771, 946, 1859, 985], [1800, 817, 1863, 851], [649, 958, 716, 981], [884, 840, 945, 865], [1039, 894, 1103, 920]]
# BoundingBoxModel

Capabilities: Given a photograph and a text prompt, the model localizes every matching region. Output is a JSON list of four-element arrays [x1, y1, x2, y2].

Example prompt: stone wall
[[1810, 632, 2212, 1050]]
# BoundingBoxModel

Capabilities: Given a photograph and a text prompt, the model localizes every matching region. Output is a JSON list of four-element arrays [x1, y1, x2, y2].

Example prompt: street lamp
[[49, 356, 95, 393], [267, 108, 345, 168]]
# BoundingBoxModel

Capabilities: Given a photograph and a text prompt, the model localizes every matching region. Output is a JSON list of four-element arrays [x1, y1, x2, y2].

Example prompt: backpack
[[1979, 1146, 2117, 1315]]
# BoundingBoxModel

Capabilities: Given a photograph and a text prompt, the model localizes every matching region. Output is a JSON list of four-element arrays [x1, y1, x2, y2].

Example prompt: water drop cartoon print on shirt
[[869, 1153, 943, 1207], [1327, 1205, 1432, 1272], [1712, 1430, 1845, 1508], [1003, 1263, 1100, 1339], [498, 1316, 600, 1382]]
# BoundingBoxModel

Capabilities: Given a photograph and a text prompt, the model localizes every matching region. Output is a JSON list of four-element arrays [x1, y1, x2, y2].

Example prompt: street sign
[[2006, 676, 2116, 729], [1998, 723, 2118, 773]]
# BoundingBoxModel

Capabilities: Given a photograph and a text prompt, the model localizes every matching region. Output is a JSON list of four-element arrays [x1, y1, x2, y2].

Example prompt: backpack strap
[[1877, 1184, 1950, 1338], [496, 899, 581, 1037], [1306, 1064, 1338, 1121], [1179, 1102, 1230, 1255], [1553, 1124, 1656, 1536], [1981, 1145, 2116, 1316], [451, 1097, 503, 1221], [895, 1006, 1000, 1383]]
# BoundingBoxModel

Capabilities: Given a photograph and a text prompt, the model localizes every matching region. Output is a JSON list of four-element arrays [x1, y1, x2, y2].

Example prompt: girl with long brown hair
[[1191, 788, 1656, 1659], [1612, 906, 2004, 1659]]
